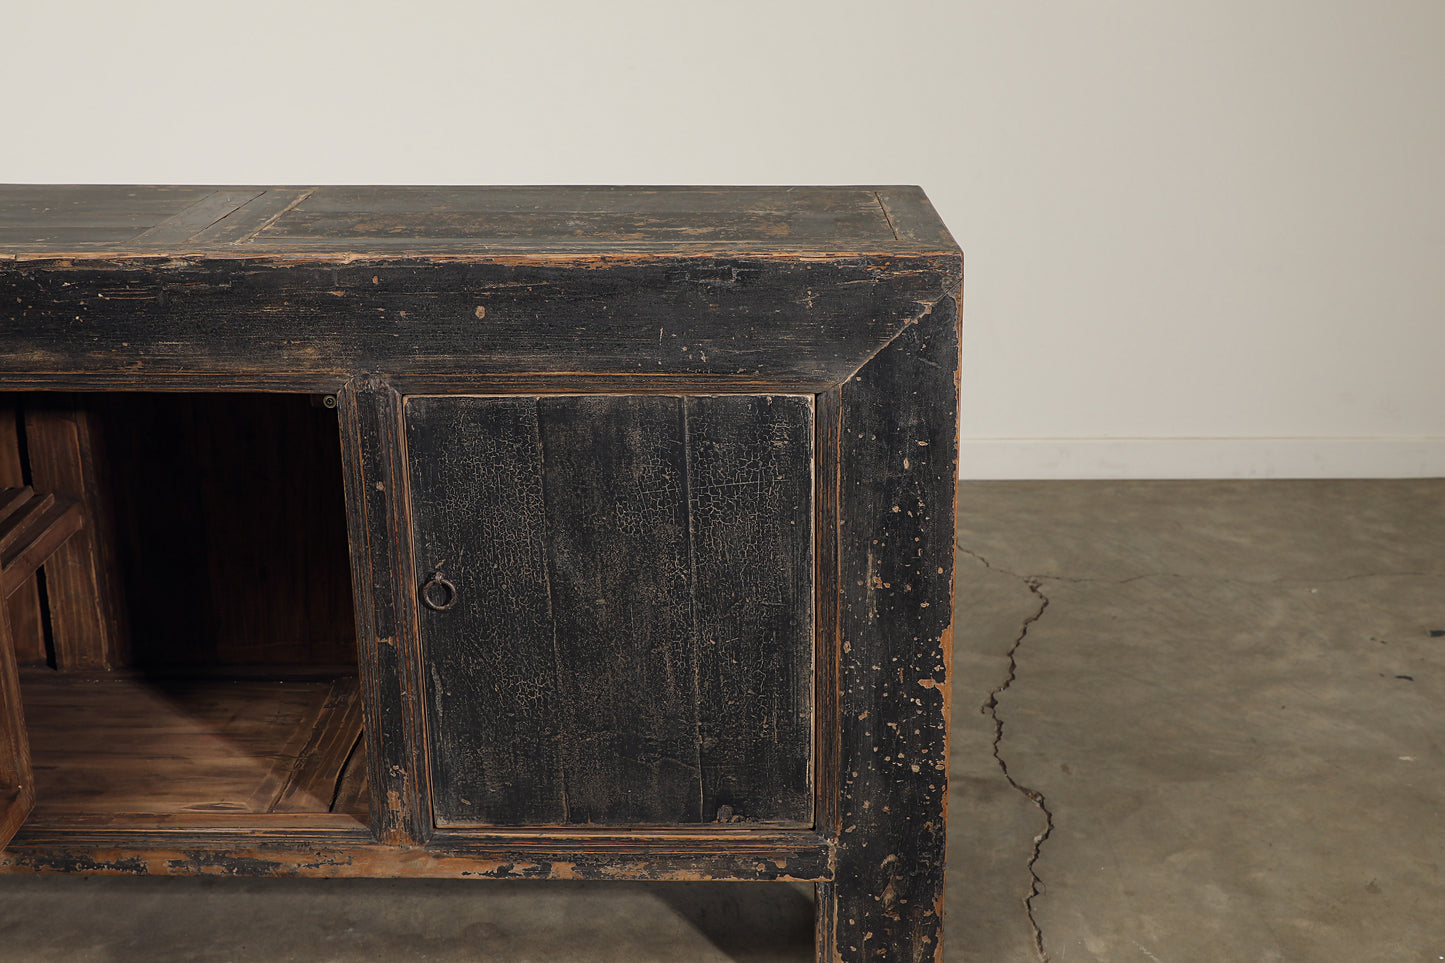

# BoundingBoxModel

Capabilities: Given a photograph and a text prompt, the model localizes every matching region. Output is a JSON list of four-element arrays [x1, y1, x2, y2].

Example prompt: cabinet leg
[[816, 869, 944, 963], [816, 881, 837, 961], [820, 300, 958, 962]]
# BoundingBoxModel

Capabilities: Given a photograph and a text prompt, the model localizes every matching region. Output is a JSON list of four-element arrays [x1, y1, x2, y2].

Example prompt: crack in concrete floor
[[964, 547, 1056, 962]]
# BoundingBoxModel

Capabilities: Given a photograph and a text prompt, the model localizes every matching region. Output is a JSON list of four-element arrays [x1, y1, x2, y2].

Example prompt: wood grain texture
[[0, 488, 83, 599], [337, 381, 431, 846], [0, 400, 45, 665], [0, 254, 951, 392], [331, 728, 370, 816], [21, 400, 128, 670], [0, 603, 36, 848], [873, 187, 961, 249], [20, 673, 362, 819], [407, 394, 814, 828], [187, 189, 313, 245], [812, 388, 843, 837], [0, 481, 84, 850], [0, 185, 217, 250], [128, 191, 264, 246], [819, 286, 962, 963], [271, 676, 366, 814]]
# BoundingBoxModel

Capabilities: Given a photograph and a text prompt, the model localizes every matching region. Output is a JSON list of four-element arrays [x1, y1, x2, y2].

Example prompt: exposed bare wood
[[0, 600, 36, 847], [20, 673, 362, 818], [0, 488, 82, 599], [271, 677, 365, 813], [331, 728, 370, 816], [21, 402, 128, 670], [0, 400, 45, 665]]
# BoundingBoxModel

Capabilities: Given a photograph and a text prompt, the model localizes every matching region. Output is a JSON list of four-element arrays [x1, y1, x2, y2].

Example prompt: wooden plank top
[[0, 185, 958, 260]]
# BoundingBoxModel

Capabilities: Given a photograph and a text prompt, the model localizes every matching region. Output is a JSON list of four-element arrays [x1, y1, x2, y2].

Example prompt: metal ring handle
[[420, 572, 457, 612]]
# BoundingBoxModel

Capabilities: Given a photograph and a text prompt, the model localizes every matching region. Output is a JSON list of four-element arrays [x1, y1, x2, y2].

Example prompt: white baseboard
[[958, 438, 1445, 480]]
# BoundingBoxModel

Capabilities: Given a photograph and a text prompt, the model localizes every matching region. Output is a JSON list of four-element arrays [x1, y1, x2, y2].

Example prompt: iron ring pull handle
[[420, 572, 458, 612]]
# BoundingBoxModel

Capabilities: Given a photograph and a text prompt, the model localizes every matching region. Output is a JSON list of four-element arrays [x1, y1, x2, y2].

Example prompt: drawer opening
[[1, 392, 367, 829]]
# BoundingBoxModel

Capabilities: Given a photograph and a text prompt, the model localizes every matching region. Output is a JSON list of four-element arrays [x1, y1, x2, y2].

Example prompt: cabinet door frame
[[338, 379, 435, 846]]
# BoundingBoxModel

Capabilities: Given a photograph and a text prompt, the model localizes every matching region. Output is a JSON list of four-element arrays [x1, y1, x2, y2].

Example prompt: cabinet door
[[1, 602, 35, 848], [405, 394, 814, 828]]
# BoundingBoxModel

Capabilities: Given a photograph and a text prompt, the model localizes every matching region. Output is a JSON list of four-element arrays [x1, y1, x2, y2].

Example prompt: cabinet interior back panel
[[405, 394, 814, 828]]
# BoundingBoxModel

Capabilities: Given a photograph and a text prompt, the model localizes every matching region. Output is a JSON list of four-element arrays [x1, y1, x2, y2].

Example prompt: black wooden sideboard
[[0, 185, 962, 962]]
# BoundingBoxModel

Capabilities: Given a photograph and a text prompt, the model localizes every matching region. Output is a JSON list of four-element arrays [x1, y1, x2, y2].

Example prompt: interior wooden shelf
[[20, 670, 368, 824]]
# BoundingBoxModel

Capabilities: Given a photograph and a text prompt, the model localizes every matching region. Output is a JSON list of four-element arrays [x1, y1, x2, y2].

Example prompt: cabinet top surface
[[0, 185, 958, 260]]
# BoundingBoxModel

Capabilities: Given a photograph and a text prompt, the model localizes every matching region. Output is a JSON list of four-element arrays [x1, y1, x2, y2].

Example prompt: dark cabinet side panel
[[407, 394, 814, 828]]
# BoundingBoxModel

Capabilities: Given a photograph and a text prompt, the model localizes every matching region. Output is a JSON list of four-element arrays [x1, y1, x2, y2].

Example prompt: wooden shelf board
[[19, 671, 369, 822]]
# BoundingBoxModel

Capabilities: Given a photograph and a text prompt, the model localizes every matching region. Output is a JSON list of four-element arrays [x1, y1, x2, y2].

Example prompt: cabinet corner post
[[820, 287, 961, 962]]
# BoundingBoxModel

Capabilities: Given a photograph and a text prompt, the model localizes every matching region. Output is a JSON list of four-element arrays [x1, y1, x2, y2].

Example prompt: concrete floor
[[2, 480, 1443, 961], [951, 480, 1445, 962]]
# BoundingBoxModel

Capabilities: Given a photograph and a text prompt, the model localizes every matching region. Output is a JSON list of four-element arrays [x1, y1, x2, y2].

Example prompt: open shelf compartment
[[1, 391, 366, 830]]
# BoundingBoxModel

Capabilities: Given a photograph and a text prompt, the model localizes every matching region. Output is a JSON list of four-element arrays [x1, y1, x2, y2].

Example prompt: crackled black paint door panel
[[406, 394, 813, 828]]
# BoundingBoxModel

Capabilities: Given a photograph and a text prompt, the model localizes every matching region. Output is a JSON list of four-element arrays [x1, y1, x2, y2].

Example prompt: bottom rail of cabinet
[[1, 823, 835, 882]]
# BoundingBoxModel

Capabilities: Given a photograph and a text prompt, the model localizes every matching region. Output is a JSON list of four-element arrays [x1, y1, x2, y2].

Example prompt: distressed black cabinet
[[0, 186, 961, 962]]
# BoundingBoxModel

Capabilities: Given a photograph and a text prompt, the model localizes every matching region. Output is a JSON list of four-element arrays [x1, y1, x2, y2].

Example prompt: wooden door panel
[[533, 396, 701, 825], [406, 394, 813, 828], [405, 396, 569, 825], [684, 396, 815, 823]]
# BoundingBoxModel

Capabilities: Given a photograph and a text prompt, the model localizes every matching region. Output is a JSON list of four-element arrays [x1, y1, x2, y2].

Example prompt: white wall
[[3, 1, 1442, 478]]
